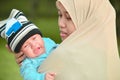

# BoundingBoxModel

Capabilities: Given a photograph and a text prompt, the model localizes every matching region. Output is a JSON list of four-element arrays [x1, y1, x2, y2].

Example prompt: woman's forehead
[[56, 1, 66, 12]]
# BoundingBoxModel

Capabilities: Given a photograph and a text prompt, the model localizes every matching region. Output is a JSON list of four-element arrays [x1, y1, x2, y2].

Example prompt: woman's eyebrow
[[65, 11, 70, 16], [57, 9, 69, 15], [65, 11, 69, 14]]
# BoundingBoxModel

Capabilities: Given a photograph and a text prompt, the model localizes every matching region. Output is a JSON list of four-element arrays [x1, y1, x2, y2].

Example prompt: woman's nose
[[59, 17, 66, 28]]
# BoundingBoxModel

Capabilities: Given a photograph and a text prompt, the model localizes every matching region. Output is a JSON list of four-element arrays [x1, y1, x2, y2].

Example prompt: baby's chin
[[28, 54, 40, 58]]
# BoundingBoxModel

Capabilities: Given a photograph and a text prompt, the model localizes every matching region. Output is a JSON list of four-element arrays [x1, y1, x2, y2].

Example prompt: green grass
[[0, 40, 23, 80], [0, 18, 61, 80]]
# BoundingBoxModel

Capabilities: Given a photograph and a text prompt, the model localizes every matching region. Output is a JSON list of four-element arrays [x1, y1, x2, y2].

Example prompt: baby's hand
[[45, 72, 56, 80]]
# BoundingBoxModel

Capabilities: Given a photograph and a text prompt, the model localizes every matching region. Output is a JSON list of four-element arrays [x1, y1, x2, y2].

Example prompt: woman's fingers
[[15, 52, 24, 58], [15, 52, 26, 66]]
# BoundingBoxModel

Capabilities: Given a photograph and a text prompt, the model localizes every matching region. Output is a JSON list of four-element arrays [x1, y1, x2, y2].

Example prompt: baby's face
[[21, 34, 45, 58]]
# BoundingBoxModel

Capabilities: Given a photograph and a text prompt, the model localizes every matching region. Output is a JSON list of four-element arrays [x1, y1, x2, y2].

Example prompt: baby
[[0, 9, 58, 80]]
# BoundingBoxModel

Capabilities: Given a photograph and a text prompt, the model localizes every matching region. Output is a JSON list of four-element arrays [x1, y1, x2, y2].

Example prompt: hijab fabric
[[39, 0, 120, 80]]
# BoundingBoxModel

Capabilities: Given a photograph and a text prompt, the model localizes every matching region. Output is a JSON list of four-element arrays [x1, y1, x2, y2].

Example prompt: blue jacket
[[20, 38, 58, 80]]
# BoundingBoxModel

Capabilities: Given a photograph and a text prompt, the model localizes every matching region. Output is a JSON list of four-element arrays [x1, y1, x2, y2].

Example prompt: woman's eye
[[66, 15, 71, 20], [66, 17, 71, 20], [58, 11, 62, 17], [58, 14, 62, 18]]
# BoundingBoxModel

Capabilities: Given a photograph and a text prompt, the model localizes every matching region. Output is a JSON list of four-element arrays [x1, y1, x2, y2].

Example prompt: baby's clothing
[[20, 38, 58, 80]]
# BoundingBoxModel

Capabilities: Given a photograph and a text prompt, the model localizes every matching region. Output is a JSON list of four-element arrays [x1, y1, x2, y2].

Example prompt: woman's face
[[56, 1, 76, 41]]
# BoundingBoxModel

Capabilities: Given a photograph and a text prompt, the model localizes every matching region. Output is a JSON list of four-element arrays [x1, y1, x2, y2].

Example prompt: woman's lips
[[60, 31, 67, 37]]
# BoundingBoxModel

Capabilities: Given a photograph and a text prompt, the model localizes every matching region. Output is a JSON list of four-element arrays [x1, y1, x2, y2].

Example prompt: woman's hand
[[15, 51, 26, 66], [45, 72, 56, 80], [6, 44, 26, 66]]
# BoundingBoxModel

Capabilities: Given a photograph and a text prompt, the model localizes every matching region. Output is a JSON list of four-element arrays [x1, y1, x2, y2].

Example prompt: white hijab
[[39, 0, 120, 80]]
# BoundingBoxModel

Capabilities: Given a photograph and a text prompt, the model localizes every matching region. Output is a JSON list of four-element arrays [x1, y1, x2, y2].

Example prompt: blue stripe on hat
[[5, 18, 22, 37]]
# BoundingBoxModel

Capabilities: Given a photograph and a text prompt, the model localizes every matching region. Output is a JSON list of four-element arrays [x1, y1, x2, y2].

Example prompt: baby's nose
[[29, 41, 36, 47]]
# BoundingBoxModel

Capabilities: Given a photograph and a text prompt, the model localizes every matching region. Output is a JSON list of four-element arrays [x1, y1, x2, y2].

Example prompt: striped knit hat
[[0, 9, 42, 53]]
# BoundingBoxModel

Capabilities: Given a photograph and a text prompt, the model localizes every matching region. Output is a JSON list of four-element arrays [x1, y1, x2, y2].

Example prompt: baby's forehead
[[23, 34, 42, 43]]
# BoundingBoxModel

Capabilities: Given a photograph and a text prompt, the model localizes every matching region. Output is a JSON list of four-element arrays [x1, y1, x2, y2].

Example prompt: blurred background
[[0, 0, 120, 80]]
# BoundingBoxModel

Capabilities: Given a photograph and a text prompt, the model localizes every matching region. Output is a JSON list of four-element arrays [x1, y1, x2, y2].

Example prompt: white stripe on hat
[[1, 30, 5, 39]]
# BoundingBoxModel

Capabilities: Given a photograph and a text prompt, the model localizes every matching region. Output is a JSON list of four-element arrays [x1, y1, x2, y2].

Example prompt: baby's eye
[[32, 36, 36, 40], [23, 44, 30, 48], [24, 45, 28, 48], [33, 37, 36, 40]]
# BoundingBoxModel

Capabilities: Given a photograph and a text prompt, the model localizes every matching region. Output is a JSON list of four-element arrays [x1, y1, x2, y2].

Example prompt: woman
[[38, 0, 120, 80], [7, 0, 120, 80]]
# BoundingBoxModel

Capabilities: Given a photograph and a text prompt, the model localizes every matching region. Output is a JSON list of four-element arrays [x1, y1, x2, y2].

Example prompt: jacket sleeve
[[20, 59, 46, 80]]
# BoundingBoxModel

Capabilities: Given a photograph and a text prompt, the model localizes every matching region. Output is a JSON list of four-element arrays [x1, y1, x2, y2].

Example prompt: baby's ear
[[5, 44, 12, 53]]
